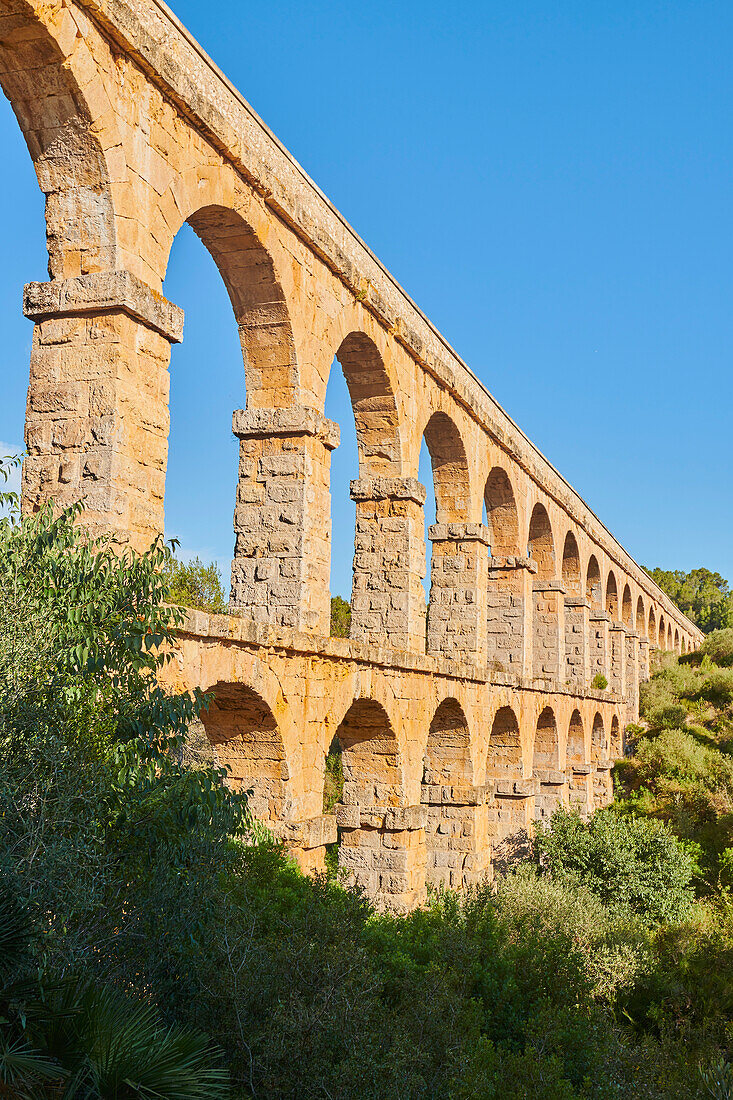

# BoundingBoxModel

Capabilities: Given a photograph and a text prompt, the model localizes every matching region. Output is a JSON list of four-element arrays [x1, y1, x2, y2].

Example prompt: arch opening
[[586, 555, 602, 609], [637, 596, 646, 638], [568, 709, 590, 814], [533, 707, 562, 822], [561, 532, 581, 595], [422, 699, 476, 890], [200, 683, 287, 823], [527, 503, 555, 580], [606, 570, 619, 619], [484, 467, 519, 557], [622, 584, 633, 627]]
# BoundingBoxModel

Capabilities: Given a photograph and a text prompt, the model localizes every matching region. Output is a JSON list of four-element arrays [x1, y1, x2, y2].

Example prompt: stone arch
[[622, 583, 633, 627], [163, 204, 298, 406], [421, 412, 470, 523], [586, 555, 602, 608], [200, 682, 289, 823], [487, 706, 522, 779], [534, 706, 559, 770], [534, 706, 562, 821], [568, 709, 586, 769], [422, 699, 476, 890], [561, 532, 582, 594], [637, 595, 646, 637], [333, 332, 402, 476], [667, 623, 673, 650], [606, 570, 619, 619], [0, 4, 118, 278], [334, 697, 404, 809], [610, 714, 621, 758], [568, 709, 590, 813], [658, 614, 666, 650], [674, 627, 680, 653], [527, 503, 555, 580], [681, 636, 687, 654], [484, 467, 519, 556], [591, 711, 606, 764], [648, 606, 657, 645]]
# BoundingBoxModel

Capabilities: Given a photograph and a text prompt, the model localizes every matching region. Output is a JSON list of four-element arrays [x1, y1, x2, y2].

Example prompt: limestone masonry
[[2, 0, 703, 909]]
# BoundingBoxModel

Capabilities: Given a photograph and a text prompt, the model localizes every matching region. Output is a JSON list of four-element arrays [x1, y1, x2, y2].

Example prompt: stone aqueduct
[[3, 0, 702, 908]]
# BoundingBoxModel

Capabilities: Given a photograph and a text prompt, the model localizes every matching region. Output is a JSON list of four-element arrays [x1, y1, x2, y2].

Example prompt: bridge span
[[2, 0, 701, 906]]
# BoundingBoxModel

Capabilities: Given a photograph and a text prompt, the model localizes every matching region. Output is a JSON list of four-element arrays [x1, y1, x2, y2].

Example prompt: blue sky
[[1, 0, 731, 598]]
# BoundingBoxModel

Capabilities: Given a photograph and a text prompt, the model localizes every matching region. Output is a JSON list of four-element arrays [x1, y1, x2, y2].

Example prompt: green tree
[[330, 594, 351, 637], [645, 566, 733, 633], [162, 554, 228, 613]]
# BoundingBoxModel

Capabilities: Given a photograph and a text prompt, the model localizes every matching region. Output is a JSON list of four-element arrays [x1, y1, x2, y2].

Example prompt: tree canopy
[[644, 566, 733, 633]]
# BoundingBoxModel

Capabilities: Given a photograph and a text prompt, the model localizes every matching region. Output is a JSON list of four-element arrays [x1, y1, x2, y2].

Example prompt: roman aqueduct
[[2, 0, 702, 908]]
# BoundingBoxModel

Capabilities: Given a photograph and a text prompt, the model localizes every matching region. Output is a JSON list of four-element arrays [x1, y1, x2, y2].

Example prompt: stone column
[[589, 610, 610, 685], [489, 776, 536, 868], [638, 638, 650, 687], [569, 763, 593, 817], [350, 477, 427, 653], [231, 407, 339, 633], [486, 556, 537, 676], [421, 782, 491, 890], [336, 803, 427, 912], [427, 522, 490, 663], [23, 272, 184, 548], [625, 630, 640, 725], [533, 581, 566, 681], [564, 596, 590, 686], [609, 623, 627, 697], [534, 768, 568, 822], [273, 814, 338, 875], [592, 761, 614, 810]]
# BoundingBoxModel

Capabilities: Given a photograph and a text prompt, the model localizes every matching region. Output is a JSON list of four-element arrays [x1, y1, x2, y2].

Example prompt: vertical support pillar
[[230, 407, 340, 633], [427, 522, 490, 663], [336, 804, 427, 912], [23, 273, 184, 548], [532, 581, 566, 681], [486, 557, 537, 676], [421, 783, 491, 890], [350, 477, 427, 652], [625, 630, 640, 725], [489, 778, 536, 868], [568, 764, 593, 817], [592, 762, 613, 810], [564, 596, 590, 686], [609, 623, 627, 698], [638, 638, 650, 686], [534, 769, 568, 821], [589, 610, 610, 685]]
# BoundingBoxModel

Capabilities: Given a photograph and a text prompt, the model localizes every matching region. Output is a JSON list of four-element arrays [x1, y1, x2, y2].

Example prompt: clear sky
[[1, 0, 731, 599]]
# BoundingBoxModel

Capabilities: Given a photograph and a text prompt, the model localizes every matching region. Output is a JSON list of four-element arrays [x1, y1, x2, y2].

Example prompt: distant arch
[[667, 623, 673, 651], [561, 532, 582, 595], [568, 710, 586, 769], [637, 595, 646, 638], [487, 706, 522, 779], [658, 614, 666, 650], [422, 412, 469, 523], [681, 637, 687, 654], [586, 555, 602, 609], [527, 503, 555, 580], [334, 697, 404, 808], [592, 711, 606, 764], [622, 584, 633, 627], [533, 706, 559, 771], [606, 570, 619, 619], [333, 332, 402, 475], [648, 607, 657, 645], [674, 628, 680, 653], [610, 714, 621, 759], [200, 682, 288, 823], [423, 698, 473, 786], [484, 467, 519, 556]]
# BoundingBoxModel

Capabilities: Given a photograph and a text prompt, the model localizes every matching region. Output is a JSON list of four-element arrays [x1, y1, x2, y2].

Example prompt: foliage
[[701, 630, 733, 668], [645, 567, 733, 633], [330, 594, 351, 637], [322, 739, 344, 813], [161, 553, 228, 613], [533, 807, 696, 924], [591, 672, 608, 690]]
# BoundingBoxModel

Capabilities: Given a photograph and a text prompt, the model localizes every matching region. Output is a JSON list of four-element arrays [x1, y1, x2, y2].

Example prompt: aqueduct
[[2, 0, 702, 909]]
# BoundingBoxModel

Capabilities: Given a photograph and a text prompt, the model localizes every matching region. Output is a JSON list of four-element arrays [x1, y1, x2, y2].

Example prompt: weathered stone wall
[[2, 0, 704, 908]]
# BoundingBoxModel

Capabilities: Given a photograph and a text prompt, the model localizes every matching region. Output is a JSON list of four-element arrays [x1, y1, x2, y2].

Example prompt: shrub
[[534, 808, 696, 924], [591, 673, 608, 690]]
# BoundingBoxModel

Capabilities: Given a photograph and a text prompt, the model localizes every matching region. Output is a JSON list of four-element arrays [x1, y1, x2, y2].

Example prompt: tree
[[161, 554, 228, 613], [330, 595, 351, 638], [644, 566, 733, 633]]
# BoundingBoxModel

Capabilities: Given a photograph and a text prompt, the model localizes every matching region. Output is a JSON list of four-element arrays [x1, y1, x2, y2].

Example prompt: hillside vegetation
[[1, 460, 732, 1098]]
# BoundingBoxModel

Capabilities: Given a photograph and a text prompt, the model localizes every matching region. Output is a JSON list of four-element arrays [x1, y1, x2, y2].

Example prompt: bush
[[330, 595, 351, 638], [534, 808, 696, 925], [701, 629, 733, 667], [591, 673, 608, 690]]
